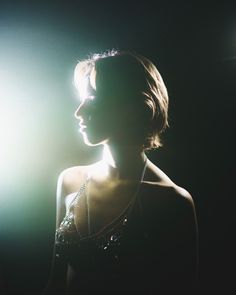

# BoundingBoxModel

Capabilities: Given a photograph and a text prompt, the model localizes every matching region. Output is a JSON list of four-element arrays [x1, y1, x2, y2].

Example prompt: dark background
[[0, 0, 235, 294]]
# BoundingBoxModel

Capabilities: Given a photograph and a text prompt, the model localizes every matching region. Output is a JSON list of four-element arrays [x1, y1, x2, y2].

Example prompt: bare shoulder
[[143, 181, 194, 207], [143, 159, 195, 210], [164, 183, 195, 215], [57, 161, 101, 197], [141, 181, 197, 237], [171, 184, 194, 206]]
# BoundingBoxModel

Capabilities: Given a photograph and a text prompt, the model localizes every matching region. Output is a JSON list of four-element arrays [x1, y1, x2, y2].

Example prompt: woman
[[43, 50, 198, 295]]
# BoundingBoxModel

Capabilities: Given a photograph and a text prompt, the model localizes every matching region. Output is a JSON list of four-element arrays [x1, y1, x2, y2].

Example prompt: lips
[[79, 122, 87, 128], [79, 117, 86, 125], [79, 118, 88, 130]]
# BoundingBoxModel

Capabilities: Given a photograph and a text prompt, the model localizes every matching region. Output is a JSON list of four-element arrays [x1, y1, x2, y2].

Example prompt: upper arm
[[55, 166, 88, 228], [43, 170, 68, 294], [164, 186, 199, 291], [55, 170, 67, 229], [167, 186, 198, 258], [173, 186, 198, 248], [55, 167, 79, 228], [141, 183, 198, 293], [44, 167, 85, 293]]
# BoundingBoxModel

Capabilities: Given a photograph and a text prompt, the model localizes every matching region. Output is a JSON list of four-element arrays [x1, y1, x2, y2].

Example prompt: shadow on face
[[74, 51, 169, 150]]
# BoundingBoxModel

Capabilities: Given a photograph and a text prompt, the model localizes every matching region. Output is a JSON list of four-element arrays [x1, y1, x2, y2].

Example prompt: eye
[[80, 95, 95, 103], [83, 95, 97, 108]]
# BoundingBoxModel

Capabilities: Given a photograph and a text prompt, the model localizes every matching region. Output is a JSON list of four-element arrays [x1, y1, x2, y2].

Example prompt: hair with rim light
[[74, 49, 169, 150]]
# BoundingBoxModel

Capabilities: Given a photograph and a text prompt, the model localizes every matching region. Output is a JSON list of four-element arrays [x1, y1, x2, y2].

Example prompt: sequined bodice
[[54, 161, 153, 294], [55, 177, 143, 263], [51, 163, 197, 295]]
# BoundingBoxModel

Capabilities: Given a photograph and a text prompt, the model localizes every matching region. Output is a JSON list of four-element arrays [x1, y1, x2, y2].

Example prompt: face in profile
[[74, 71, 121, 147], [74, 51, 169, 150]]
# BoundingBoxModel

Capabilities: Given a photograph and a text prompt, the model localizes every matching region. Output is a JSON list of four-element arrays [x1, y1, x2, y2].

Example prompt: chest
[[72, 180, 140, 238]]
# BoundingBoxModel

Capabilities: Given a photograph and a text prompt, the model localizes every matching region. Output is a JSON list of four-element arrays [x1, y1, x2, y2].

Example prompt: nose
[[74, 102, 84, 120]]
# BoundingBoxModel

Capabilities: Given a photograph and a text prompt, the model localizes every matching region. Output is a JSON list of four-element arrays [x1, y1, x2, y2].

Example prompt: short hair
[[74, 49, 169, 150]]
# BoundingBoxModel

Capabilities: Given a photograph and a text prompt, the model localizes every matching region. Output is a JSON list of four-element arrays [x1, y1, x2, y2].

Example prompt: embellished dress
[[53, 174, 197, 295], [54, 178, 157, 295]]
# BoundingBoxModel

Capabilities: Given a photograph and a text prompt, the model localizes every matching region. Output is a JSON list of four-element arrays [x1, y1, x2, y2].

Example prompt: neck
[[102, 144, 147, 181]]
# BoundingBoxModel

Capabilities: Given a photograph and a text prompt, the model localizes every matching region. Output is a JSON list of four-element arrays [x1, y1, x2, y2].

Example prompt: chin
[[81, 132, 107, 147]]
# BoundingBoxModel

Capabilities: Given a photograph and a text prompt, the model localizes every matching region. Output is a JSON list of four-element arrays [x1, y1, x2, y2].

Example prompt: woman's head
[[74, 50, 169, 150]]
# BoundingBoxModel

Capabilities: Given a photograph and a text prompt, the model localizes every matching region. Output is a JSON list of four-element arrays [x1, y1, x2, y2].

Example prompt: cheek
[[87, 103, 125, 137], [83, 111, 110, 142], [92, 106, 116, 126]]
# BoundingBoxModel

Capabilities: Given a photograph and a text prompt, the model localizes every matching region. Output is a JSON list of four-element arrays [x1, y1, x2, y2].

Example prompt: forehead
[[89, 67, 96, 90], [78, 69, 96, 101], [85, 73, 96, 99]]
